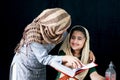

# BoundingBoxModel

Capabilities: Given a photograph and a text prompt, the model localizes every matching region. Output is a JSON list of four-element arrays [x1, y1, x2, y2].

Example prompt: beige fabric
[[59, 25, 90, 80], [15, 8, 71, 53]]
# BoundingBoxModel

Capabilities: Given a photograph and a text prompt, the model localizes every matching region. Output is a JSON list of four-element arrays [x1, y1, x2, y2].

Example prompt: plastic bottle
[[105, 61, 116, 80]]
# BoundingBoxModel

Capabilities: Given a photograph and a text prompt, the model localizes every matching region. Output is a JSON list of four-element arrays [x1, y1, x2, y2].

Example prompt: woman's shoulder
[[30, 42, 42, 46]]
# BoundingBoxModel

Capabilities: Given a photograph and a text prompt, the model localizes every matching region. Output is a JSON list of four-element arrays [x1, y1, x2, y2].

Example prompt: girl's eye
[[78, 37, 85, 40], [78, 37, 82, 40], [71, 36, 75, 39]]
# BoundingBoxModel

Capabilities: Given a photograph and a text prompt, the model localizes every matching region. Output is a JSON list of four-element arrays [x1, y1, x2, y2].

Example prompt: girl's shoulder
[[59, 50, 65, 55]]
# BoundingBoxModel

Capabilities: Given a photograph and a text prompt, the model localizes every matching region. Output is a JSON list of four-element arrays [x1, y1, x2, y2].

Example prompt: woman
[[56, 25, 105, 80], [9, 8, 82, 80]]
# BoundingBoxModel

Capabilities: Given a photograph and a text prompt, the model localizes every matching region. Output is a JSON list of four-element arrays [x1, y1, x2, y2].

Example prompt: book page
[[73, 62, 98, 72]]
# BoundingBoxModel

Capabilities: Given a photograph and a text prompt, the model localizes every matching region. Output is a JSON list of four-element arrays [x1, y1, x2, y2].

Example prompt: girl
[[56, 25, 105, 80]]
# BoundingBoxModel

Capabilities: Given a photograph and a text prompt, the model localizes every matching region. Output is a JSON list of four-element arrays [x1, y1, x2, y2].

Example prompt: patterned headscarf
[[15, 8, 71, 53], [58, 25, 90, 80]]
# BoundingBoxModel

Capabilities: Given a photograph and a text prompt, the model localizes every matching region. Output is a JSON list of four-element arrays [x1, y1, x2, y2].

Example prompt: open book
[[50, 61, 97, 77]]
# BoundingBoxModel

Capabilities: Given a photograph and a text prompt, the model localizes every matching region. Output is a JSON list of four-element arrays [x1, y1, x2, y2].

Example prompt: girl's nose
[[73, 38, 78, 43]]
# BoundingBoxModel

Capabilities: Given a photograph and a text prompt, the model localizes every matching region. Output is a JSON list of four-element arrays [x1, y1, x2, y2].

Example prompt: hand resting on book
[[50, 61, 97, 77]]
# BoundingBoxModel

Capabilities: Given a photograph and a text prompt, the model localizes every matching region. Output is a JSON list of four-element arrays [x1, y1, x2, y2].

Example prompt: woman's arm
[[30, 42, 82, 68]]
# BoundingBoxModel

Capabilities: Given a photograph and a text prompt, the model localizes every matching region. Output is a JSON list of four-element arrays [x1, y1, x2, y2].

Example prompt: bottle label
[[105, 72, 111, 80], [111, 74, 116, 80], [106, 75, 110, 80], [105, 73, 116, 80]]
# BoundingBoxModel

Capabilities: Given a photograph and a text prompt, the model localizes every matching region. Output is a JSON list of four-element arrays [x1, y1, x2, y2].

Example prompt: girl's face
[[70, 30, 86, 52]]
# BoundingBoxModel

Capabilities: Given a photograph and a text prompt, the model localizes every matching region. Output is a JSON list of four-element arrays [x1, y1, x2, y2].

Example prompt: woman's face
[[70, 30, 86, 52]]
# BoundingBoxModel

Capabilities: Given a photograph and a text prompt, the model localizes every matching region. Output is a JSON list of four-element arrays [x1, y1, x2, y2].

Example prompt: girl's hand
[[90, 71, 105, 80], [89, 51, 96, 62]]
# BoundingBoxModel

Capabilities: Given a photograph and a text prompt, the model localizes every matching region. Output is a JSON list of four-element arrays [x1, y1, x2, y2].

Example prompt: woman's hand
[[62, 55, 83, 69]]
